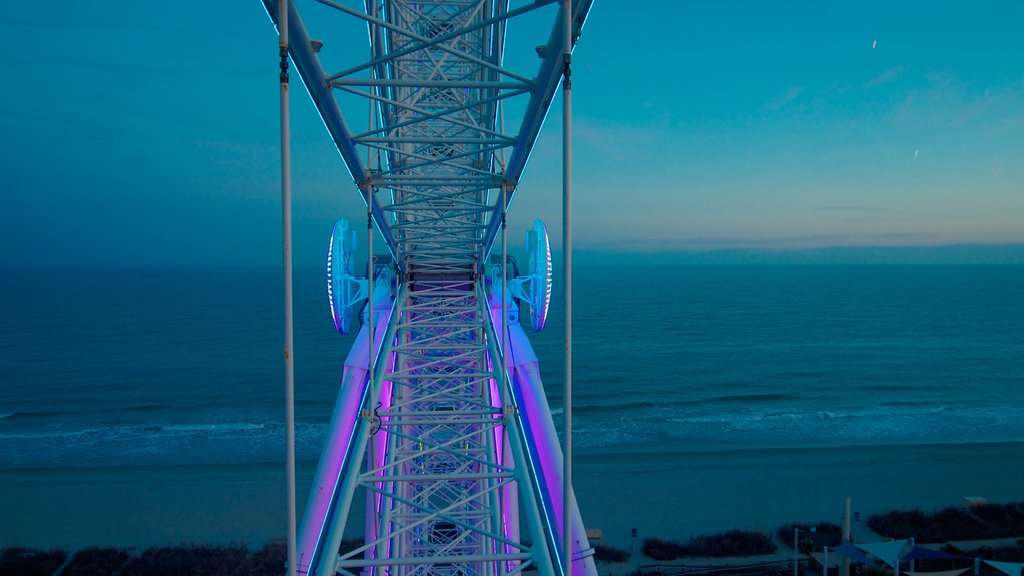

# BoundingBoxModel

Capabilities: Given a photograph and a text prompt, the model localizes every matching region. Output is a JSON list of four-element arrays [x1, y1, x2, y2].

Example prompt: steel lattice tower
[[262, 2, 596, 576]]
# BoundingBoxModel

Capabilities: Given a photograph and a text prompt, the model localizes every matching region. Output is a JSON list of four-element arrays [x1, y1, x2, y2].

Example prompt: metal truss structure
[[262, 2, 595, 576]]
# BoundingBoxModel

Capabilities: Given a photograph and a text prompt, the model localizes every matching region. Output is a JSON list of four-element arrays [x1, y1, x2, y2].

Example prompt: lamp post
[[277, 2, 297, 575], [794, 528, 799, 576]]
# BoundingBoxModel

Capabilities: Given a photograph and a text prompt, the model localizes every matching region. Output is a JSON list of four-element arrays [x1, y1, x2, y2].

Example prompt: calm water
[[2, 265, 1023, 469]]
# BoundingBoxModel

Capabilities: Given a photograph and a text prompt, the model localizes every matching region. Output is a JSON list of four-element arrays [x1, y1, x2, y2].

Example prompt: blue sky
[[2, 1, 1022, 267]]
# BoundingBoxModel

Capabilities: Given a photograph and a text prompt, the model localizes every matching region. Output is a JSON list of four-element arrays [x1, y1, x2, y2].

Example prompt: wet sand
[[572, 441, 1024, 546], [2, 441, 1022, 551]]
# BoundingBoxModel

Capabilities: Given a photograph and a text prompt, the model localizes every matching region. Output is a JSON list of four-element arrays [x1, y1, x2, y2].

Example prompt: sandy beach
[[572, 441, 1024, 546], [2, 441, 1021, 552], [0, 463, 314, 550]]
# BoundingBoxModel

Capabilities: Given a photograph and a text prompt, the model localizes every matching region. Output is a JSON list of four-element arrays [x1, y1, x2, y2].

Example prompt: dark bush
[[682, 530, 777, 558], [941, 544, 965, 556], [234, 539, 286, 576], [869, 502, 1024, 543], [973, 503, 1024, 533], [933, 507, 990, 541], [642, 537, 687, 561], [643, 531, 777, 561], [777, 522, 842, 549], [0, 547, 67, 576], [988, 545, 1024, 562], [867, 509, 931, 540], [118, 543, 249, 576], [593, 544, 630, 563], [962, 544, 1024, 563], [231, 539, 367, 576], [63, 547, 131, 576]]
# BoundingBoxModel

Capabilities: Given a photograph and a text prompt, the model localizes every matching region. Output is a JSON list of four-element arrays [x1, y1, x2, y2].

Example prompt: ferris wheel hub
[[326, 219, 368, 334]]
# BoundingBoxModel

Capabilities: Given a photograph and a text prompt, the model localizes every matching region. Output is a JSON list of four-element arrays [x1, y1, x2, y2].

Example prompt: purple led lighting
[[367, 349, 396, 575], [295, 305, 394, 576], [503, 320, 595, 576], [296, 361, 369, 574]]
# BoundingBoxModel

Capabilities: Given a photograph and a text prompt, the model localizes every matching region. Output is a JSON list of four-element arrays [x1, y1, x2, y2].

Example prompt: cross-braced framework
[[262, 2, 595, 576], [364, 278, 523, 574]]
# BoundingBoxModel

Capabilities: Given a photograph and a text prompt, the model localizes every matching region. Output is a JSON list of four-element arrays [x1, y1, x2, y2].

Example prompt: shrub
[[118, 543, 249, 576], [593, 544, 630, 563], [867, 510, 930, 540], [642, 537, 687, 561], [963, 544, 1024, 563], [63, 547, 131, 576], [682, 530, 777, 558], [777, 522, 842, 549], [932, 507, 990, 541], [973, 503, 1024, 533], [869, 502, 1024, 542], [234, 539, 287, 576], [940, 544, 965, 556], [643, 531, 777, 561], [0, 547, 67, 576], [989, 545, 1024, 562]]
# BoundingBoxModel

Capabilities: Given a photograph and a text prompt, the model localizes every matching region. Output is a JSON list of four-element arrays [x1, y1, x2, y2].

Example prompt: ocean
[[6, 265, 1022, 467], [2, 264, 1023, 546]]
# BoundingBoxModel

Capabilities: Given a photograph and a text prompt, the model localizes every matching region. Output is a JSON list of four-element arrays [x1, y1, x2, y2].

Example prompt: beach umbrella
[[985, 560, 1024, 576], [904, 547, 964, 561], [833, 542, 873, 565], [858, 539, 911, 571]]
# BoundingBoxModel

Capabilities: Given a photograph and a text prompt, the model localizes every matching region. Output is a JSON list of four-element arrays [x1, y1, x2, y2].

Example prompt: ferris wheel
[[264, 2, 595, 576]]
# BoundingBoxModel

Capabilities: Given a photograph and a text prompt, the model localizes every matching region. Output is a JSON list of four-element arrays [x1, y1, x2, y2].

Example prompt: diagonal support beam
[[482, 0, 594, 256], [262, 0, 399, 261]]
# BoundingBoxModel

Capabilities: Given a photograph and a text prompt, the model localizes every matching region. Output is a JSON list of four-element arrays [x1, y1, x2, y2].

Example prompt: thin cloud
[[864, 65, 905, 88], [885, 71, 1024, 130], [764, 86, 803, 111]]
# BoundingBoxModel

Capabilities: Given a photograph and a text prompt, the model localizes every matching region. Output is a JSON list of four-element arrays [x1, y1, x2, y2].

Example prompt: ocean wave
[[561, 403, 1024, 449], [0, 418, 329, 469], [2, 401, 1022, 469], [0, 403, 180, 423], [160, 423, 268, 435], [702, 393, 801, 405], [557, 393, 803, 417]]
